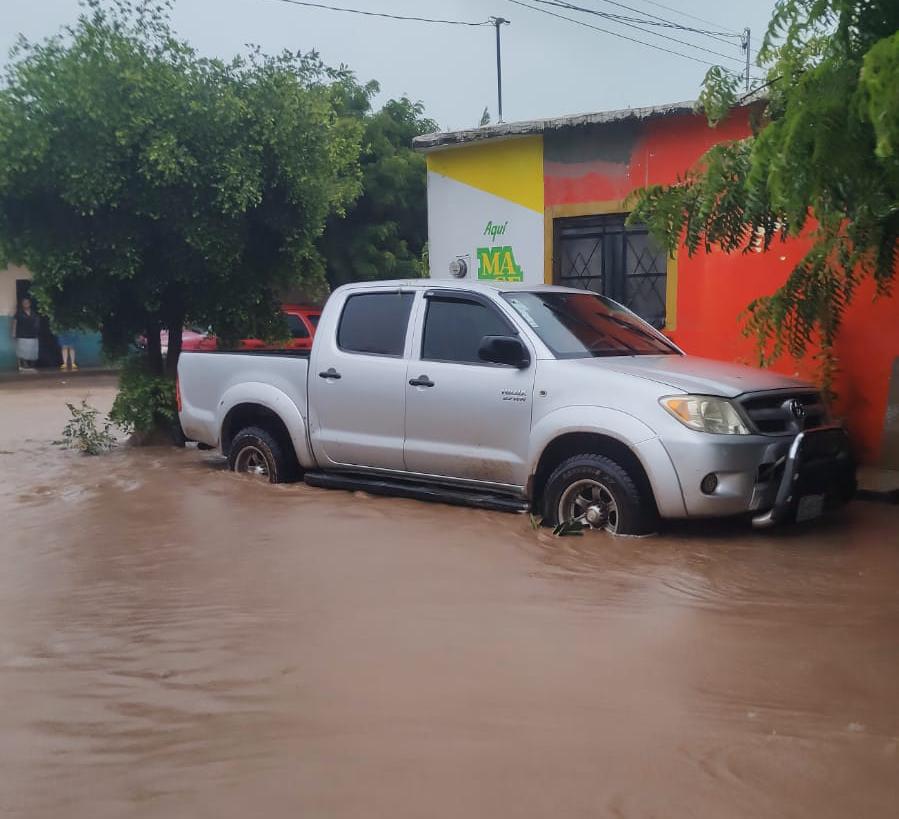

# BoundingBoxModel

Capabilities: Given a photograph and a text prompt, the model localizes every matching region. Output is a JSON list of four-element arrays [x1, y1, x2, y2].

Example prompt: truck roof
[[335, 279, 588, 296]]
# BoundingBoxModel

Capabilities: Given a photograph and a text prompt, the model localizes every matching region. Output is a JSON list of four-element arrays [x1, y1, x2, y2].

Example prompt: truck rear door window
[[422, 298, 511, 363], [286, 313, 309, 338], [337, 292, 414, 356]]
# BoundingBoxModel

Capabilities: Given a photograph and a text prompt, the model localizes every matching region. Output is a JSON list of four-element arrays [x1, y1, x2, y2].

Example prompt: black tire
[[228, 425, 297, 484], [541, 453, 657, 535]]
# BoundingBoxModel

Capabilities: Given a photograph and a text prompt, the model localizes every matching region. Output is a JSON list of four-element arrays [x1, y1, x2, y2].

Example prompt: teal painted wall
[[72, 332, 104, 367], [0, 317, 15, 370], [0, 321, 103, 371]]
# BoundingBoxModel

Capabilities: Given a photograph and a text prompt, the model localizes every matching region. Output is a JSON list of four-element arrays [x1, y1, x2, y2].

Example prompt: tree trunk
[[166, 322, 183, 379]]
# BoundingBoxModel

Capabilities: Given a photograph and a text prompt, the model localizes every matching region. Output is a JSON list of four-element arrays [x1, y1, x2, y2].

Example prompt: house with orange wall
[[414, 100, 899, 467]]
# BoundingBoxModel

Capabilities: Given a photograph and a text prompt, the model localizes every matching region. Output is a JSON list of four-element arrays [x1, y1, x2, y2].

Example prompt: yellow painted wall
[[426, 136, 544, 213]]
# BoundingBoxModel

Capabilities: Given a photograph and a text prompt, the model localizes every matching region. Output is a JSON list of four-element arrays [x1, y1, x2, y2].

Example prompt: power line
[[586, 0, 749, 52], [268, 0, 492, 26], [532, 0, 737, 38], [592, 0, 762, 57], [634, 0, 732, 31], [506, 0, 732, 69], [528, 0, 745, 64]]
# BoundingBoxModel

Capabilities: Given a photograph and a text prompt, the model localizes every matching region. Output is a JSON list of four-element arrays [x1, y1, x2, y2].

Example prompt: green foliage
[[109, 356, 177, 435], [695, 66, 742, 126], [56, 400, 116, 455], [319, 93, 437, 287], [0, 0, 363, 375], [629, 0, 899, 394], [861, 30, 899, 160], [553, 519, 586, 537]]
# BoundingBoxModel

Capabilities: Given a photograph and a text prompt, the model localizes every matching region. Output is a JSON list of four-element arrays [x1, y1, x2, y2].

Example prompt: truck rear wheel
[[542, 453, 656, 536], [229, 426, 295, 484]]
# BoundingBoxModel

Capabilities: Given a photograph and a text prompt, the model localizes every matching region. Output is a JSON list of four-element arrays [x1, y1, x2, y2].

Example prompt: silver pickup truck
[[177, 280, 856, 533]]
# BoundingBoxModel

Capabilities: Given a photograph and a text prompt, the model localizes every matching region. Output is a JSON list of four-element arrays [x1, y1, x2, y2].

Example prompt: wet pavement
[[1, 375, 898, 818]]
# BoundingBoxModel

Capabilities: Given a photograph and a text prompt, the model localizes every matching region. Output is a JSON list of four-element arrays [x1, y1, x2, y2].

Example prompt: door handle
[[409, 375, 434, 388], [318, 367, 342, 380]]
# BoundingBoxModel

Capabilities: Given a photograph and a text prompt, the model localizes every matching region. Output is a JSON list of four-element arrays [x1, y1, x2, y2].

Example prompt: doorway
[[15, 279, 60, 368]]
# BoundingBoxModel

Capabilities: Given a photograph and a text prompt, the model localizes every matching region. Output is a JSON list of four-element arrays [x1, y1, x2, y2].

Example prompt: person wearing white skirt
[[12, 297, 40, 372]]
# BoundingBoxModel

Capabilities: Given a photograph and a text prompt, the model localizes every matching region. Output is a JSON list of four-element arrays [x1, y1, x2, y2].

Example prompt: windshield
[[502, 291, 679, 358]]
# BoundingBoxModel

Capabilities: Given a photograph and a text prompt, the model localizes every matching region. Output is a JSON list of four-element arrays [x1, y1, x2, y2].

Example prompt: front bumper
[[750, 426, 856, 528], [660, 425, 856, 522]]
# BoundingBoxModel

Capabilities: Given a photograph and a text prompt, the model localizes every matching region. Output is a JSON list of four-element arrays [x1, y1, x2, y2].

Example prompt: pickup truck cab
[[178, 280, 856, 533]]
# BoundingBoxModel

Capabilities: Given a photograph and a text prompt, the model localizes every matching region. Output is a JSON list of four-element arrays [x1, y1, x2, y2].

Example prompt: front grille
[[738, 390, 827, 435]]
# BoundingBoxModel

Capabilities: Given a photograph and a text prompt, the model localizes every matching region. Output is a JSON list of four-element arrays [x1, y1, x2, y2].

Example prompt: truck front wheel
[[542, 453, 657, 536], [229, 426, 295, 484]]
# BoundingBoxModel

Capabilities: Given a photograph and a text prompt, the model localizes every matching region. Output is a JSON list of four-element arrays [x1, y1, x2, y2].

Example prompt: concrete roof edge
[[413, 99, 698, 152], [413, 94, 768, 153]]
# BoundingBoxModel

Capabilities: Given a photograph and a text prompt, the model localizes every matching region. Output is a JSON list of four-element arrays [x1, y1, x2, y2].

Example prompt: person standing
[[11, 297, 40, 373], [56, 328, 78, 371]]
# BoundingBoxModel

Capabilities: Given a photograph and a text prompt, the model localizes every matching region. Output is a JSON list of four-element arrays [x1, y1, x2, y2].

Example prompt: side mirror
[[478, 335, 530, 368]]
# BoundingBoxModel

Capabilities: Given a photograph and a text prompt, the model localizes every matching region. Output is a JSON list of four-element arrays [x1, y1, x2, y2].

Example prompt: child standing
[[56, 329, 78, 370]]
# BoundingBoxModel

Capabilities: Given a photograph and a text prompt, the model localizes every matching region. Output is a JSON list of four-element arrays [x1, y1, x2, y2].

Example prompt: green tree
[[629, 0, 899, 391], [0, 0, 362, 378], [319, 90, 437, 287]]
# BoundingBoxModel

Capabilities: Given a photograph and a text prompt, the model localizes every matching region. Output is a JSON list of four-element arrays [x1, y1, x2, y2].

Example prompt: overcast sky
[[2, 0, 776, 131]]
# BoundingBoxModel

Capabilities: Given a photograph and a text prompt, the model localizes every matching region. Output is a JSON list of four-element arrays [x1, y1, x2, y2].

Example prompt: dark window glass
[[286, 313, 309, 339], [337, 292, 414, 356], [422, 298, 512, 363], [554, 213, 668, 329], [503, 291, 679, 358], [307, 313, 320, 328]]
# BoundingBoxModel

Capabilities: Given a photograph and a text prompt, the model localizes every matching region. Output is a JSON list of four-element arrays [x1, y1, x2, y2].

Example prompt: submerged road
[[1, 375, 898, 818]]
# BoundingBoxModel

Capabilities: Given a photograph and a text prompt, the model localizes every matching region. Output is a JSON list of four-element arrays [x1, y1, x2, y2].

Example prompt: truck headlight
[[660, 395, 751, 435]]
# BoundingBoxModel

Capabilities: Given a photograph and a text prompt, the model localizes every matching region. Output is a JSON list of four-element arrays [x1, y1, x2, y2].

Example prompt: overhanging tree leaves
[[0, 0, 362, 378], [629, 0, 899, 392], [320, 90, 437, 287]]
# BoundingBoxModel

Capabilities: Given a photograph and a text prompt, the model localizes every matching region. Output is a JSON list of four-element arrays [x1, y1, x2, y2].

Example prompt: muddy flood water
[[1, 375, 898, 818]]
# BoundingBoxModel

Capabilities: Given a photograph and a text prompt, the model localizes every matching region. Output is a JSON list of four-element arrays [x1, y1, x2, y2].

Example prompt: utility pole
[[741, 27, 751, 93], [490, 17, 510, 123]]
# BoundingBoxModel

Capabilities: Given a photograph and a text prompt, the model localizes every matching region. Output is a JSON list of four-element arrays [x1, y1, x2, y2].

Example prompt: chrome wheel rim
[[558, 479, 619, 533], [235, 445, 270, 480]]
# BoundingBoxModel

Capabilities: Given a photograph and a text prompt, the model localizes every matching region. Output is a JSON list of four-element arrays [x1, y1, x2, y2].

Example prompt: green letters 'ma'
[[477, 246, 523, 282]]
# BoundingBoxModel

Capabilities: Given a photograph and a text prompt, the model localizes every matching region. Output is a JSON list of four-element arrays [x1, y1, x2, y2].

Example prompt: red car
[[182, 305, 321, 352]]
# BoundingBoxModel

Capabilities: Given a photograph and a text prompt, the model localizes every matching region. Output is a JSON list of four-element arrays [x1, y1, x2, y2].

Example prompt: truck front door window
[[422, 298, 511, 364], [337, 292, 413, 356]]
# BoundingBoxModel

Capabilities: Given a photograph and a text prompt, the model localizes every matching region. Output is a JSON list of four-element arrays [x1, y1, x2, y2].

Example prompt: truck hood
[[588, 355, 810, 398]]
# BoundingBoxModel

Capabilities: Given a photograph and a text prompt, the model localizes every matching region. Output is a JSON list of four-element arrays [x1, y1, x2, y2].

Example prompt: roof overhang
[[413, 99, 698, 153], [413, 93, 767, 153]]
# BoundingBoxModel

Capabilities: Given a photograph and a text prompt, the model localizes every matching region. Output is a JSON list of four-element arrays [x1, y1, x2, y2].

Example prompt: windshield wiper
[[589, 312, 676, 354]]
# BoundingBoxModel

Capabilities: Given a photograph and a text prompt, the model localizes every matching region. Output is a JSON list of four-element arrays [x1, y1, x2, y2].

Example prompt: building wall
[[423, 111, 899, 464], [426, 136, 545, 285], [540, 109, 899, 464], [0, 265, 104, 371], [0, 265, 28, 370]]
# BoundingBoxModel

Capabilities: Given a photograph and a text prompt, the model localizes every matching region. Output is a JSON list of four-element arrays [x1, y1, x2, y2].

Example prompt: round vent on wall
[[449, 257, 468, 278]]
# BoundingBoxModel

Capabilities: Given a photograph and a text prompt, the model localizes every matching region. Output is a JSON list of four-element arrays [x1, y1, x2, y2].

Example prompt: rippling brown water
[[2, 375, 898, 818]]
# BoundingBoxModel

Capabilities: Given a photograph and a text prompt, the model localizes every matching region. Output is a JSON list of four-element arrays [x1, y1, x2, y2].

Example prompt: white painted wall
[[426, 172, 544, 285], [0, 265, 29, 316]]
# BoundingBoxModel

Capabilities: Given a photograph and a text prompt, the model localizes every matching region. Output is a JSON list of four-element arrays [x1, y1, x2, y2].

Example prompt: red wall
[[544, 111, 899, 463]]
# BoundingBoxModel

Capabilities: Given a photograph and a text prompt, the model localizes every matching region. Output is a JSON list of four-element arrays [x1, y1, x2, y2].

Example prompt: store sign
[[477, 219, 523, 281], [477, 245, 523, 281]]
